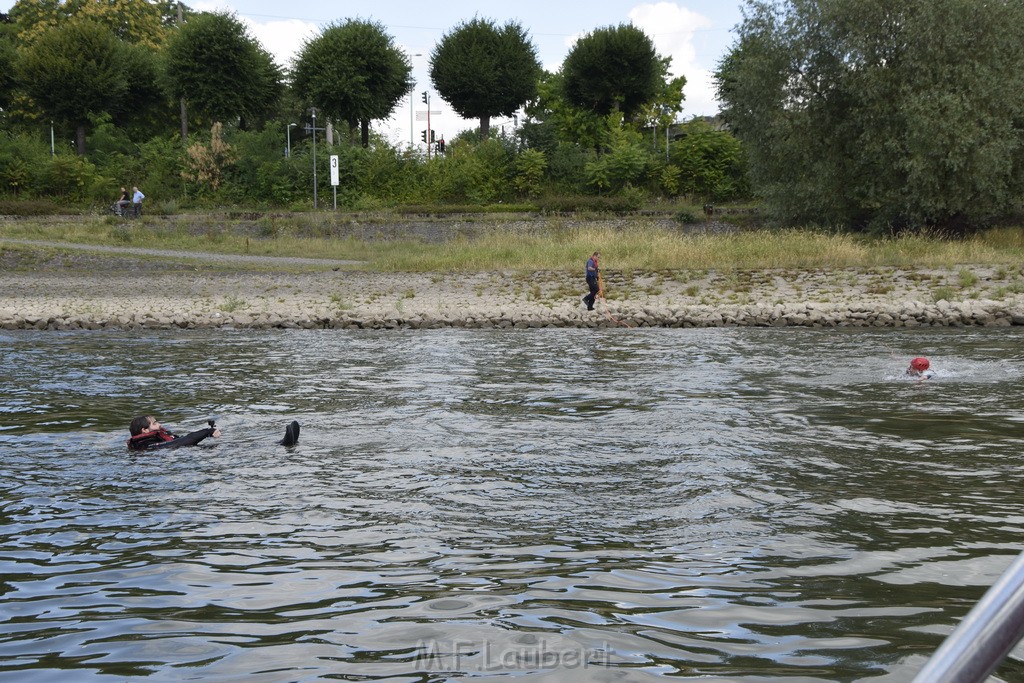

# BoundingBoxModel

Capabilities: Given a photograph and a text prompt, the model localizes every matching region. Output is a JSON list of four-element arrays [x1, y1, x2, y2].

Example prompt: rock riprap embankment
[[2, 268, 1023, 330]]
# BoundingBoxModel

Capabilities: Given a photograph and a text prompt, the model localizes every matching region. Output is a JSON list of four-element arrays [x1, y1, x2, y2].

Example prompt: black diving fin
[[280, 420, 300, 446]]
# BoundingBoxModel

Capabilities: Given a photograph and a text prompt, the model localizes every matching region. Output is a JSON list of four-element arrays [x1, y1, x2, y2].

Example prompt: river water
[[2, 328, 1023, 682]]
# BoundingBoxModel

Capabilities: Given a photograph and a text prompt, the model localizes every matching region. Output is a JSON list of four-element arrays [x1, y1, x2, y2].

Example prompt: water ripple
[[1, 328, 1023, 680]]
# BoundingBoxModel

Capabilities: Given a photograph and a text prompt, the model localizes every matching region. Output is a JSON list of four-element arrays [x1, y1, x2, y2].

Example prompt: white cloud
[[187, 2, 318, 70], [244, 18, 319, 70], [628, 2, 718, 117]]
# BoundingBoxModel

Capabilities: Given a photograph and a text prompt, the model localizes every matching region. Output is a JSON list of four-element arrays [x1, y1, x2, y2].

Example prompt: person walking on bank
[[131, 186, 145, 217], [582, 251, 601, 311]]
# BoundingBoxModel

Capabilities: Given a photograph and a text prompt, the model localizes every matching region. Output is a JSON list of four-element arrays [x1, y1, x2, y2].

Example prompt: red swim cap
[[910, 357, 930, 371]]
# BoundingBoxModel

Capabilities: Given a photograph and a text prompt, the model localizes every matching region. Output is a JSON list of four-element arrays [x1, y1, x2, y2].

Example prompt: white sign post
[[329, 154, 339, 210]]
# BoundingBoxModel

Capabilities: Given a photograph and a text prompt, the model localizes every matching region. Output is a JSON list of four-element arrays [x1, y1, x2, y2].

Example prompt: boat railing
[[911, 549, 1024, 683]]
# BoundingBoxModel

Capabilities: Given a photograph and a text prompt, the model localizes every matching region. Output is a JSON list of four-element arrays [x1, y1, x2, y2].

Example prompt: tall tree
[[291, 19, 412, 147], [0, 18, 16, 111], [17, 18, 130, 154], [164, 11, 281, 135], [717, 0, 1024, 231], [429, 17, 541, 139], [561, 24, 661, 122], [10, 0, 169, 48]]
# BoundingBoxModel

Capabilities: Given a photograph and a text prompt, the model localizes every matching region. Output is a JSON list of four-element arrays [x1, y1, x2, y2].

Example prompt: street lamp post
[[286, 122, 297, 158], [311, 109, 317, 208], [408, 82, 416, 148], [407, 53, 422, 148], [306, 108, 325, 209]]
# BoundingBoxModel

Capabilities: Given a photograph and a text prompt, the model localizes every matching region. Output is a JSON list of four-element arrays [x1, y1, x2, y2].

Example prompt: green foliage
[[0, 198, 65, 215], [526, 70, 608, 151], [226, 125, 302, 206], [86, 113, 136, 169], [0, 29, 16, 111], [11, 0, 169, 48], [512, 149, 547, 197], [41, 154, 98, 200], [114, 42, 176, 139], [534, 193, 642, 213], [17, 19, 132, 153], [164, 12, 282, 129], [669, 119, 749, 201], [430, 17, 541, 137], [659, 164, 682, 196], [718, 0, 1024, 231], [346, 139, 422, 205], [562, 24, 662, 121], [584, 119, 650, 193], [134, 136, 186, 201], [0, 132, 44, 196], [419, 139, 513, 204], [636, 65, 687, 129], [291, 19, 411, 146], [675, 209, 700, 224]]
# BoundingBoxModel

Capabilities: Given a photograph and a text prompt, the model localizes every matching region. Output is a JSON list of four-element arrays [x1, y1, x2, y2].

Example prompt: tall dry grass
[[2, 218, 1023, 272]]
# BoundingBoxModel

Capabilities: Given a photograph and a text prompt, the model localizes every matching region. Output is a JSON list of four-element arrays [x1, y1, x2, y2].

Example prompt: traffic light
[[420, 130, 427, 142], [429, 130, 436, 143], [421, 91, 428, 104]]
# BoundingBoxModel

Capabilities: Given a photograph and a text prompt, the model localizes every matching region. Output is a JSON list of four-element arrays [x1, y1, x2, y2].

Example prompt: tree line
[[717, 0, 1024, 232], [3, 0, 1021, 233], [0, 1, 747, 213]]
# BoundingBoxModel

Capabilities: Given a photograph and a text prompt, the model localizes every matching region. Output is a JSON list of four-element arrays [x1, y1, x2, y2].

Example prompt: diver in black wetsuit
[[127, 416, 220, 451], [127, 416, 301, 451]]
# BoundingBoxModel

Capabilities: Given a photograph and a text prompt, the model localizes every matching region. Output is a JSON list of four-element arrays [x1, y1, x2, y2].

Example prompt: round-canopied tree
[[292, 19, 412, 147], [0, 24, 16, 111], [717, 0, 1024, 231], [17, 18, 131, 154], [10, 0, 169, 48], [164, 11, 282, 133], [561, 23, 661, 122], [430, 17, 541, 139]]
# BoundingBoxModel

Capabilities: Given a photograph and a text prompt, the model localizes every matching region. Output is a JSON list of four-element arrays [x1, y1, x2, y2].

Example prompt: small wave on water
[[1, 327, 1023, 680]]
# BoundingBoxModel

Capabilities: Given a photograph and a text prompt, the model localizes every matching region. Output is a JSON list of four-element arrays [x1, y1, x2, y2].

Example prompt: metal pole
[[311, 109, 317, 209], [287, 123, 296, 158], [50, 123, 55, 156], [425, 91, 431, 161], [912, 550, 1024, 683], [408, 54, 421, 148]]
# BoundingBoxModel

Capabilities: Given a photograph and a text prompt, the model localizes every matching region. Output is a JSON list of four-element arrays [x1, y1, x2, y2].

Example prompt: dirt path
[[0, 238, 364, 268]]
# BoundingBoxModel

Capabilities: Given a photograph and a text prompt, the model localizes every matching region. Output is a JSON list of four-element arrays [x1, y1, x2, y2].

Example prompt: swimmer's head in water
[[910, 357, 930, 371]]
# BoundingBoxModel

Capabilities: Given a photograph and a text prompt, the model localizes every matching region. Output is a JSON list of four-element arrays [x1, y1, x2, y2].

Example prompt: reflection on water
[[2, 328, 1023, 681]]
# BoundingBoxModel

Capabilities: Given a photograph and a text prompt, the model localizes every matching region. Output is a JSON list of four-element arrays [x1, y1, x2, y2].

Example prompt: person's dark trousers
[[133, 203, 141, 217], [582, 277, 599, 310]]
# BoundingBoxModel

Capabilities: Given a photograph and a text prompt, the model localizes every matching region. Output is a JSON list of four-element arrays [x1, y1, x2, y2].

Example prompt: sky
[[1, 0, 745, 149]]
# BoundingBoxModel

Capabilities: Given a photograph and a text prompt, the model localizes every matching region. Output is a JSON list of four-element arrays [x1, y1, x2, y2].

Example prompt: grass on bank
[[2, 216, 1024, 272]]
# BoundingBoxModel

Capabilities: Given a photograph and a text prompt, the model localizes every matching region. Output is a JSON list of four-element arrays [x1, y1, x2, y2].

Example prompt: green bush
[[669, 120, 749, 202], [535, 192, 642, 213], [513, 148, 547, 198], [0, 198, 66, 215]]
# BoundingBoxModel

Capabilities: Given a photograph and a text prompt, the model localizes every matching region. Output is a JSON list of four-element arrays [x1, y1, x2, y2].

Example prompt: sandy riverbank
[[3, 261, 1024, 330]]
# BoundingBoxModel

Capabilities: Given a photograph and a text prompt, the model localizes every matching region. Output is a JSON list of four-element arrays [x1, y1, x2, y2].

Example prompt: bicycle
[[109, 202, 135, 218]]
